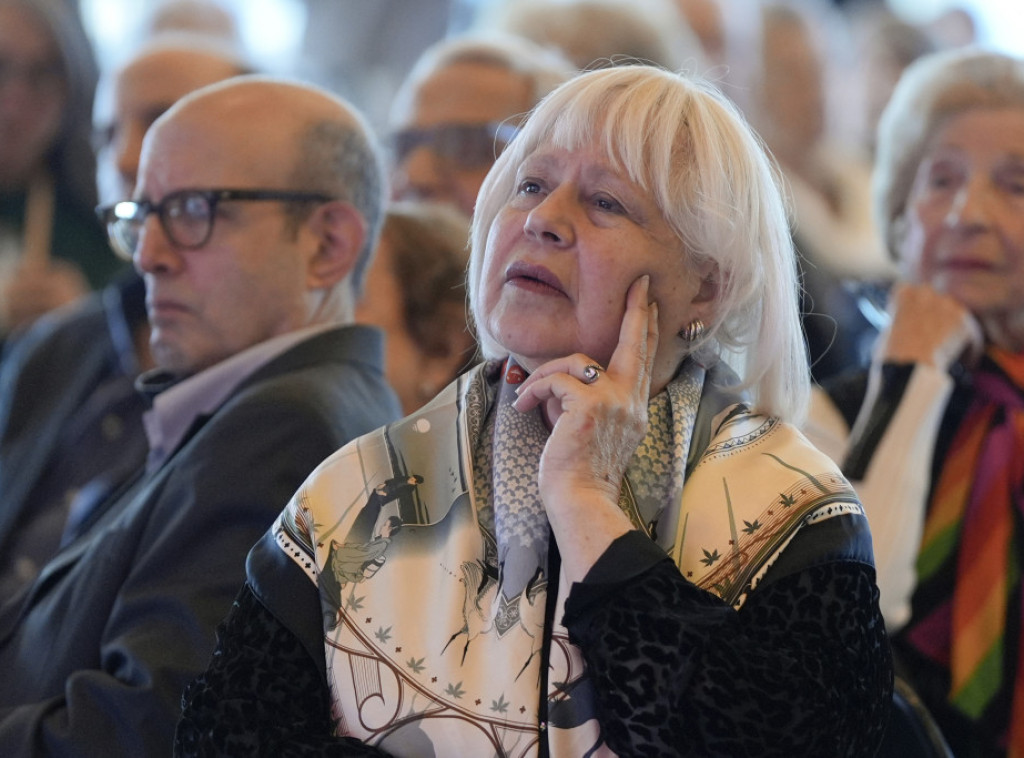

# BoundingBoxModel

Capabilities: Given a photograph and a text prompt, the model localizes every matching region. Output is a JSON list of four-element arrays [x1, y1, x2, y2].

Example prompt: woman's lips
[[504, 261, 565, 296]]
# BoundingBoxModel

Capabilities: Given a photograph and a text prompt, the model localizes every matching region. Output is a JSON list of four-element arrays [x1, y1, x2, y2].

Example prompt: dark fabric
[[796, 240, 885, 385], [178, 520, 891, 757], [0, 325, 401, 757], [0, 187, 125, 292], [562, 522, 889, 757], [823, 359, 1013, 758], [832, 363, 915, 481], [176, 586, 382, 758], [0, 272, 148, 603]]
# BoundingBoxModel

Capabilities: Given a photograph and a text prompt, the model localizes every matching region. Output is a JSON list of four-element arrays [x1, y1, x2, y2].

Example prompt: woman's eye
[[999, 171, 1024, 195], [594, 195, 623, 213], [518, 180, 541, 195], [926, 171, 956, 190]]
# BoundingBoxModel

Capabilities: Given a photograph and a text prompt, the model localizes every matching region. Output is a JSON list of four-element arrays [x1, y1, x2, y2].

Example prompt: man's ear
[[305, 200, 366, 290]]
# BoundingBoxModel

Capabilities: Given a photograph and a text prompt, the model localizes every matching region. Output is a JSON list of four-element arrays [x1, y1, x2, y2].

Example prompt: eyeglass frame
[[388, 120, 520, 170], [96, 188, 337, 261]]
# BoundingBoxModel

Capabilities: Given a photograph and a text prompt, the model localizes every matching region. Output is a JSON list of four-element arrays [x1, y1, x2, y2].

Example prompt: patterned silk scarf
[[272, 358, 862, 757], [906, 347, 1024, 755]]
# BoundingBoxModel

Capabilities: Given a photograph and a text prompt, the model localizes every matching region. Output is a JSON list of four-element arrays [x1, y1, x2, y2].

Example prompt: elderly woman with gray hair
[[812, 48, 1024, 757], [177, 64, 891, 757]]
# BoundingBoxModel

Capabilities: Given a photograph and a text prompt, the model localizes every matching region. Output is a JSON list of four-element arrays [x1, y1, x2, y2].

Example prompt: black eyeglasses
[[97, 188, 336, 260], [389, 121, 519, 170]]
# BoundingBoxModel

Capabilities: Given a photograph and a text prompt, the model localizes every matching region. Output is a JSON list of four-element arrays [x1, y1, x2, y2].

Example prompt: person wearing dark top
[[178, 65, 891, 757], [0, 34, 253, 603], [812, 49, 1024, 757], [0, 0, 124, 336], [0, 76, 401, 756]]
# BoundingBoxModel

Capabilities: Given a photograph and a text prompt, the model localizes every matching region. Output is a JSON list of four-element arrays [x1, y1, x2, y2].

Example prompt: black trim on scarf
[[538, 529, 561, 758]]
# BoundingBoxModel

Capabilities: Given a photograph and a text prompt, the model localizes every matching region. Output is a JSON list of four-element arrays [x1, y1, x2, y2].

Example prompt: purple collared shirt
[[141, 323, 337, 472]]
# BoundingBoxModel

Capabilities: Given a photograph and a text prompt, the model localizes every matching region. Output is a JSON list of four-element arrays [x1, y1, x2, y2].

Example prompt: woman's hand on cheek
[[512, 275, 658, 579], [876, 282, 983, 370]]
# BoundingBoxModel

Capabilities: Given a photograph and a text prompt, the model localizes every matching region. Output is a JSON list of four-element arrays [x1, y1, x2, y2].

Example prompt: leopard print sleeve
[[563, 547, 892, 756], [175, 584, 390, 757]]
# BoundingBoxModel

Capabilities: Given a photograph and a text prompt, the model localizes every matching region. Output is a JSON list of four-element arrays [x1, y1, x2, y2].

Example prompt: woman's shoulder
[[698, 403, 845, 479]]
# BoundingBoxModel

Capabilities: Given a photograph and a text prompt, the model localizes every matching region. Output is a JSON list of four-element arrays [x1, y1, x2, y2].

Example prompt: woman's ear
[[693, 259, 721, 304], [305, 200, 367, 290]]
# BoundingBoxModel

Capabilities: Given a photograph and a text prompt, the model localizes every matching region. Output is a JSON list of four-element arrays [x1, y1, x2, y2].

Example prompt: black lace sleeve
[[563, 552, 892, 757], [175, 584, 390, 758]]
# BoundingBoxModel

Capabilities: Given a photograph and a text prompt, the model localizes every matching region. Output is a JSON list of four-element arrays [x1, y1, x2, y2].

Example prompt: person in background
[[0, 33, 253, 603], [0, 0, 122, 337], [0, 75, 401, 755], [812, 48, 1024, 758], [178, 64, 890, 757], [743, 0, 894, 383], [848, 4, 938, 160], [674, 0, 726, 68], [356, 200, 476, 416], [387, 33, 574, 217], [142, 0, 242, 47], [483, 0, 704, 73]]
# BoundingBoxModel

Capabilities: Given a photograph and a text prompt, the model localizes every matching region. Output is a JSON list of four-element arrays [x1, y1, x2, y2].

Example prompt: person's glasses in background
[[390, 121, 519, 170]]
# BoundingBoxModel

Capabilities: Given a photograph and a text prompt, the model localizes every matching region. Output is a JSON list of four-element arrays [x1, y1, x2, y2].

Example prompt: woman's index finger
[[607, 274, 655, 383]]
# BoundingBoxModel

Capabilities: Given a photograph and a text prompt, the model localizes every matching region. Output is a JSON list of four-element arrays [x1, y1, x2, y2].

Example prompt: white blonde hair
[[467, 65, 809, 423], [875, 47, 1024, 257]]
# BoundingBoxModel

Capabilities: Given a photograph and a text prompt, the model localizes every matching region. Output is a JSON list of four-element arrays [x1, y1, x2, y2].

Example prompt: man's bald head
[[143, 76, 386, 292], [131, 76, 386, 375]]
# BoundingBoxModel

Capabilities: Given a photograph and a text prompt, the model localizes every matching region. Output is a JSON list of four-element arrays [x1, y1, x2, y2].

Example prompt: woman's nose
[[945, 177, 993, 230], [523, 188, 575, 247]]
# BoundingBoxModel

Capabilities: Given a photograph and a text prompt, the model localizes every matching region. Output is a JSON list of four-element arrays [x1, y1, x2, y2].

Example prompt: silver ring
[[582, 364, 602, 384]]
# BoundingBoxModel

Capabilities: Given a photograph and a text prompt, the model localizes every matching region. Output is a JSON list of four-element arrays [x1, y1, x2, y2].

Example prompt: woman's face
[[479, 139, 715, 392], [899, 107, 1024, 333], [0, 4, 66, 189]]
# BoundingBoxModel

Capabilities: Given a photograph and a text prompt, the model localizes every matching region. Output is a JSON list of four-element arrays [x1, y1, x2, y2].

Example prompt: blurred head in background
[[94, 33, 253, 202], [0, 0, 97, 205], [387, 33, 574, 216], [356, 201, 474, 414]]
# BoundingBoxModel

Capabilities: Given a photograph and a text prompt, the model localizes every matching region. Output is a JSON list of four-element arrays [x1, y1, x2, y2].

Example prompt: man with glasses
[[0, 76, 400, 756], [0, 35, 253, 605], [387, 34, 574, 216]]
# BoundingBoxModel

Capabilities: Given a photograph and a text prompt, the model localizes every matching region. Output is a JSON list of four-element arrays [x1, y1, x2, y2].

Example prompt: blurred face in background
[[899, 107, 1024, 337], [389, 60, 532, 216], [757, 11, 825, 154], [0, 3, 66, 190], [96, 46, 245, 201]]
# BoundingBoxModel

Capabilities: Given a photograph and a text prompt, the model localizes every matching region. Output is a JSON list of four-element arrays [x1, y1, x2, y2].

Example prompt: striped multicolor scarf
[[905, 347, 1024, 756]]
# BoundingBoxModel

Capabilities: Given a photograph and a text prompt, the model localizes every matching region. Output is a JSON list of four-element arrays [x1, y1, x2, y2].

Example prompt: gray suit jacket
[[0, 324, 401, 756], [0, 273, 148, 578]]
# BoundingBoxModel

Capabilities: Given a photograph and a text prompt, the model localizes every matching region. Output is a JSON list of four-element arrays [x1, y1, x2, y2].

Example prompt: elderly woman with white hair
[[812, 48, 1024, 758], [177, 65, 891, 757]]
